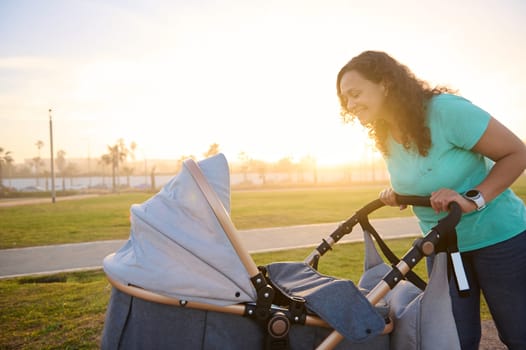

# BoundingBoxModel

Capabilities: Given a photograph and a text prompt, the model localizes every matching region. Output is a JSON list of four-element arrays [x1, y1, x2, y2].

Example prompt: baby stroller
[[101, 154, 464, 350]]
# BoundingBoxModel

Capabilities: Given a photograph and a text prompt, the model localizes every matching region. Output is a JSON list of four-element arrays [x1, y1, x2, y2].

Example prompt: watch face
[[465, 189, 479, 198]]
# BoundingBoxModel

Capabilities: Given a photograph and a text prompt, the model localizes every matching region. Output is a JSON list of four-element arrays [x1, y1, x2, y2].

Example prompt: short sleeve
[[430, 95, 491, 150]]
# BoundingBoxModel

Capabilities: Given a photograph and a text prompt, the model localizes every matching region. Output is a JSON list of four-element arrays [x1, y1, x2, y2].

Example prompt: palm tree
[[32, 156, 44, 187], [121, 166, 135, 188], [64, 163, 78, 188], [56, 150, 67, 191], [276, 157, 295, 182], [129, 141, 137, 160], [122, 141, 136, 188], [5, 154, 14, 187], [35, 140, 44, 157], [99, 154, 112, 188], [0, 147, 14, 187], [238, 151, 250, 183], [105, 139, 135, 192], [299, 155, 317, 184], [251, 159, 268, 185], [204, 143, 220, 158], [176, 154, 195, 173], [34, 140, 44, 186], [150, 165, 157, 191], [107, 145, 120, 192]]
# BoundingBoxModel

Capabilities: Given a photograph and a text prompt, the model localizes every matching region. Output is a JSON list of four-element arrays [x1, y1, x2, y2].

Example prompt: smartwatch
[[463, 189, 486, 211]]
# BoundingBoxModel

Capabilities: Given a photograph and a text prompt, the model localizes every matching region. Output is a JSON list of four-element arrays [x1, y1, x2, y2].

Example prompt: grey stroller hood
[[103, 154, 258, 306]]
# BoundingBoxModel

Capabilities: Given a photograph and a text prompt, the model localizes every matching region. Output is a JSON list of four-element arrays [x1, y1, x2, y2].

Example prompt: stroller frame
[[303, 195, 462, 349], [105, 158, 462, 350]]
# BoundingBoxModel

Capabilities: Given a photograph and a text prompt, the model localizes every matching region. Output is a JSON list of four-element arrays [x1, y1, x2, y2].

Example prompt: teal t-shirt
[[385, 93, 526, 252]]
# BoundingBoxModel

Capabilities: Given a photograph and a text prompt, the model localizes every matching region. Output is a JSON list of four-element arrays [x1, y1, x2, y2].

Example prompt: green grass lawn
[[0, 237, 496, 349], [0, 186, 414, 249], [0, 177, 524, 349], [2, 178, 523, 249], [0, 238, 424, 349]]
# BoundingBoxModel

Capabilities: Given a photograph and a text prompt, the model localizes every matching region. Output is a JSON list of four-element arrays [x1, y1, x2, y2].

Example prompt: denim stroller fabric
[[358, 231, 461, 350], [102, 287, 389, 350], [266, 262, 386, 343]]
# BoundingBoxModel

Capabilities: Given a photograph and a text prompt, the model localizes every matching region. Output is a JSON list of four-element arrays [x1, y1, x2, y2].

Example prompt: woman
[[336, 50, 526, 350]]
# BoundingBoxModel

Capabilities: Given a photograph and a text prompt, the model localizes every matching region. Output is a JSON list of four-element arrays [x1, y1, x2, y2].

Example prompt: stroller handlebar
[[394, 194, 430, 207], [394, 194, 462, 233], [358, 194, 461, 228], [355, 195, 431, 218], [313, 196, 463, 350], [305, 195, 462, 267]]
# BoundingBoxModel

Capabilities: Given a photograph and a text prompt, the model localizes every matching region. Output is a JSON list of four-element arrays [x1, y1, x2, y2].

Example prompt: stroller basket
[[101, 154, 462, 350]]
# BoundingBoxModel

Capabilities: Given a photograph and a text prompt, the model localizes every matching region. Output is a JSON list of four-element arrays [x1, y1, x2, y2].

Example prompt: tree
[[204, 143, 220, 158], [129, 141, 137, 159], [121, 166, 135, 188], [251, 159, 268, 185], [34, 140, 45, 186], [104, 139, 136, 192], [0, 147, 14, 187], [107, 145, 120, 192], [35, 140, 44, 157], [276, 157, 295, 182], [176, 155, 195, 173], [56, 150, 67, 191], [299, 155, 317, 184], [150, 165, 157, 191], [99, 154, 112, 187], [64, 162, 78, 187], [122, 141, 136, 188], [32, 156, 44, 187], [238, 152, 251, 183]]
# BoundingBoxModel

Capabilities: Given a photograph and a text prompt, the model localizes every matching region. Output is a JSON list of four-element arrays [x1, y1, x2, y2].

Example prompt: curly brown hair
[[336, 51, 454, 156]]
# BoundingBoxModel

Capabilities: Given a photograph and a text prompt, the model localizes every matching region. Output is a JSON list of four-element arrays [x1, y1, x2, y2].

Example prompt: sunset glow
[[1, 0, 525, 167]]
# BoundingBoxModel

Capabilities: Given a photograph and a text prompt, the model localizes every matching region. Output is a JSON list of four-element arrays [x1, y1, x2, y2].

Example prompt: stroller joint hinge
[[316, 239, 332, 255], [418, 230, 442, 255], [250, 272, 275, 321], [251, 272, 269, 289], [383, 266, 404, 289], [402, 245, 423, 269], [288, 296, 307, 324]]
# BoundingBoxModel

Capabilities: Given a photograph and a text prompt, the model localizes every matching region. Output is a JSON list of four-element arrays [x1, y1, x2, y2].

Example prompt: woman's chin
[[357, 116, 371, 126]]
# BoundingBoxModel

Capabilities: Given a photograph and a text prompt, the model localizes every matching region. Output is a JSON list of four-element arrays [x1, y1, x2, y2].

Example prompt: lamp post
[[49, 109, 56, 203]]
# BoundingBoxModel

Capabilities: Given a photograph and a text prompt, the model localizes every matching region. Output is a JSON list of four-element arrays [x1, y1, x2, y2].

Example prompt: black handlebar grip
[[394, 194, 431, 207]]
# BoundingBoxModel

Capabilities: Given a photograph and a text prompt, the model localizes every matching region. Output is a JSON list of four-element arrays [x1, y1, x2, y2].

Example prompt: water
[[4, 169, 389, 191], [4, 175, 173, 191]]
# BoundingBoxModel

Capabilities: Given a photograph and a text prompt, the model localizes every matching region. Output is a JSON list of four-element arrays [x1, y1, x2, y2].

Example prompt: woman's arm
[[430, 117, 526, 213], [472, 117, 526, 200]]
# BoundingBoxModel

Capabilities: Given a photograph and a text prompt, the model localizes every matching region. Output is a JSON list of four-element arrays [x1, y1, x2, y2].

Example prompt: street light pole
[[49, 109, 56, 203]]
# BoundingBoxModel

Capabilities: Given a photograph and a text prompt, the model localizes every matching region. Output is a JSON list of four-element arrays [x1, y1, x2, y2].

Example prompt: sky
[[1, 0, 525, 166]]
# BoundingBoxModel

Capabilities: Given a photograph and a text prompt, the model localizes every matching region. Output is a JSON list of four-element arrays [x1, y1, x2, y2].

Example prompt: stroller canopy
[[103, 154, 258, 306]]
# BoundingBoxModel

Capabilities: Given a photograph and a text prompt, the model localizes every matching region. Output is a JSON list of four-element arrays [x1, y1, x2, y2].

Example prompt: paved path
[[0, 217, 420, 279], [0, 194, 100, 207]]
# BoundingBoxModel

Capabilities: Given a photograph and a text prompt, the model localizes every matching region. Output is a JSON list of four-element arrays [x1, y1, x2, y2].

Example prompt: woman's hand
[[430, 188, 477, 214], [379, 188, 408, 210]]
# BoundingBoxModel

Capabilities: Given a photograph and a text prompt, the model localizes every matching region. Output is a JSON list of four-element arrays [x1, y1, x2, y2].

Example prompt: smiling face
[[338, 70, 387, 126]]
